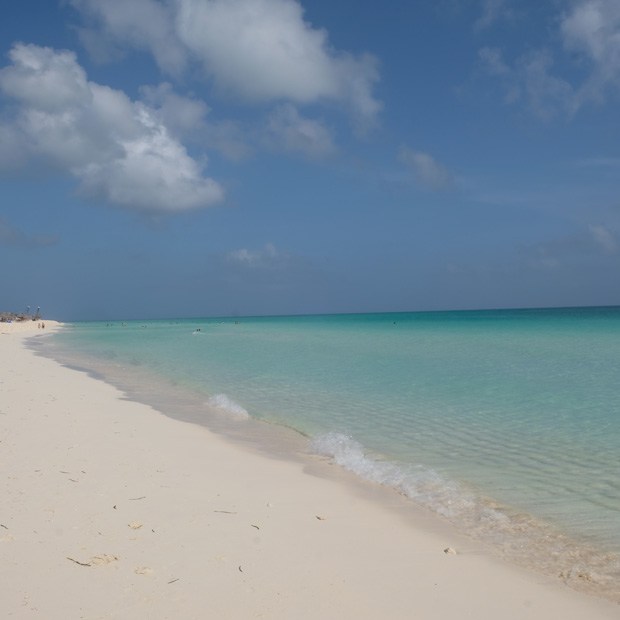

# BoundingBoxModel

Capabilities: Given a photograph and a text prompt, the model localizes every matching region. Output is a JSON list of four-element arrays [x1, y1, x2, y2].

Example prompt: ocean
[[35, 306, 620, 599]]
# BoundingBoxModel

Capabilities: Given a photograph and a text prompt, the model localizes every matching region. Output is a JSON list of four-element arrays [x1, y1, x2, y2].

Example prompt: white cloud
[[175, 0, 335, 101], [398, 146, 454, 191], [475, 0, 514, 31], [478, 46, 510, 77], [140, 82, 210, 137], [227, 243, 281, 266], [589, 224, 617, 254], [77, 104, 223, 212], [140, 87, 336, 162], [69, 0, 186, 74], [479, 1, 620, 118], [140, 82, 251, 161], [263, 104, 335, 157], [479, 47, 573, 119], [478, 47, 521, 103], [517, 50, 574, 120], [70, 0, 381, 128], [0, 44, 223, 213], [561, 0, 620, 107]]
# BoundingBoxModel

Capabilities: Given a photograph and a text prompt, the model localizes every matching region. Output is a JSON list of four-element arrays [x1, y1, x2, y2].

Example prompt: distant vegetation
[[0, 310, 41, 323]]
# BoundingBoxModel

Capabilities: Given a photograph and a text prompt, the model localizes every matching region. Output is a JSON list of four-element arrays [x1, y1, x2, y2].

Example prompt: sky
[[0, 0, 618, 320]]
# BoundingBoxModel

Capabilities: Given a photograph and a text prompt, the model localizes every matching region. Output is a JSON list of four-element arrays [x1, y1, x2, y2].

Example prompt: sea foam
[[310, 431, 475, 520], [310, 432, 505, 524], [206, 393, 250, 420], [309, 430, 620, 598]]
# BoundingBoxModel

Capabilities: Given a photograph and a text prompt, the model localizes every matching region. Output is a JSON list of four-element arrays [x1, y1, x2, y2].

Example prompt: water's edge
[[28, 328, 620, 604]]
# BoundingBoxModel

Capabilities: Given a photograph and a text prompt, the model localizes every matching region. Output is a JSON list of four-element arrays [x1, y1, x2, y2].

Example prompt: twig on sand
[[1, 524, 8, 529], [168, 578, 180, 584], [128, 496, 146, 501], [67, 557, 91, 567], [213, 510, 237, 514]]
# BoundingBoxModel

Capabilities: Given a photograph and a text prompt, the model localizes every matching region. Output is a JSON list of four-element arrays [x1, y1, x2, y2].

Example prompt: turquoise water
[[40, 307, 620, 597]]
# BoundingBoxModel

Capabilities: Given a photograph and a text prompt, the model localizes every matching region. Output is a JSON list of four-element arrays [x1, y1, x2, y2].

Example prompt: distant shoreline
[[0, 318, 63, 334]]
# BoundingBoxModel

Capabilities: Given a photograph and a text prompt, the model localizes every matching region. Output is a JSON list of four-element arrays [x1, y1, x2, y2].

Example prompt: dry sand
[[1, 322, 618, 619]]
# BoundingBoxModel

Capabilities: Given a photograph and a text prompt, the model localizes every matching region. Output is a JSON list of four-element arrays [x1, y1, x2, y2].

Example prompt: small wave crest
[[206, 394, 250, 420], [310, 432, 476, 520], [310, 432, 620, 600]]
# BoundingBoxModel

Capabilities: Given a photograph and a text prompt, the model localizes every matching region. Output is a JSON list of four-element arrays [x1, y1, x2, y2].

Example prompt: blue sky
[[1, 0, 618, 320]]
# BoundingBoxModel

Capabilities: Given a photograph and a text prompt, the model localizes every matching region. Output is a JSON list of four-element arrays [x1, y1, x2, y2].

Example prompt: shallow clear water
[[41, 307, 620, 597]]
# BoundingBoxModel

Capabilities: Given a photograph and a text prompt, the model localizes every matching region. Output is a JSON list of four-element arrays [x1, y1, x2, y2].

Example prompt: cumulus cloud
[[140, 82, 209, 138], [140, 82, 252, 161], [398, 146, 454, 191], [478, 1, 620, 118], [0, 44, 223, 213], [70, 0, 185, 74], [141, 86, 336, 161], [561, 0, 620, 107], [263, 104, 335, 157], [175, 0, 335, 101], [69, 0, 381, 128]]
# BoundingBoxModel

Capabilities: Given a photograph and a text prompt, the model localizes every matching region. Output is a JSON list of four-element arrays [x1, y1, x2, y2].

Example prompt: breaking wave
[[309, 432, 620, 600], [206, 393, 250, 420], [310, 432, 478, 520]]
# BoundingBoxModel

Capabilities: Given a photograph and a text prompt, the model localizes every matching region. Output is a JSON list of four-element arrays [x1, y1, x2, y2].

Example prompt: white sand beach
[[1, 322, 618, 619]]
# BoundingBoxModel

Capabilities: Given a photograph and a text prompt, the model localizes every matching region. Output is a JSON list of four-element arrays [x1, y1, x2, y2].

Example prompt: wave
[[206, 393, 250, 420], [310, 432, 477, 520], [309, 432, 620, 600]]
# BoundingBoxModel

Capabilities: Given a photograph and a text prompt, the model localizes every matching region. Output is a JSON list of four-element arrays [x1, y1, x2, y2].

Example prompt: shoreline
[[34, 319, 620, 602], [1, 324, 618, 618]]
